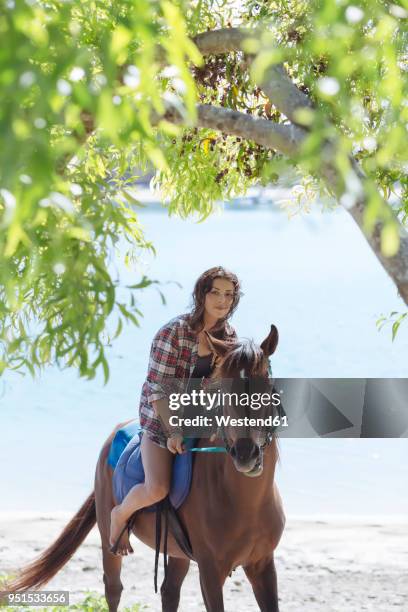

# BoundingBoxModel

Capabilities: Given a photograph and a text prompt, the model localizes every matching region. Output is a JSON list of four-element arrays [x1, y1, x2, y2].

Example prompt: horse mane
[[219, 338, 269, 378]]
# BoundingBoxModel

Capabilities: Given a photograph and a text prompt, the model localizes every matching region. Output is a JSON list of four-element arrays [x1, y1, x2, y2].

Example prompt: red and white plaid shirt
[[139, 313, 237, 446]]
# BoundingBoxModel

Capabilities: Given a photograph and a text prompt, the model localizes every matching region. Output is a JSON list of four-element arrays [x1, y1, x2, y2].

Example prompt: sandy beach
[[0, 514, 406, 611]]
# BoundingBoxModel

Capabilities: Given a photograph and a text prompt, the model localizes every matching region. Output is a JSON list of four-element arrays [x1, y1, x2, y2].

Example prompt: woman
[[109, 266, 241, 555]]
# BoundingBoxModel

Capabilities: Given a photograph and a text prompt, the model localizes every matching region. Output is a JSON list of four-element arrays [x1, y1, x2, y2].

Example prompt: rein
[[189, 446, 227, 452]]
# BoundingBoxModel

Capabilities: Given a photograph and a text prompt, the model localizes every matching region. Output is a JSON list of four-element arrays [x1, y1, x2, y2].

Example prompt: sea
[[0, 190, 407, 517]]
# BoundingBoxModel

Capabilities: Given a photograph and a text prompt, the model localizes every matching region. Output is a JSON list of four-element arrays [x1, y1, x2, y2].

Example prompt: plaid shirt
[[139, 313, 237, 446]]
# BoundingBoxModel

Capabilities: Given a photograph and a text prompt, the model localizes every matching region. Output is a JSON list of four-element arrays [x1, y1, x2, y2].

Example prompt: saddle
[[109, 422, 197, 510], [108, 421, 196, 590]]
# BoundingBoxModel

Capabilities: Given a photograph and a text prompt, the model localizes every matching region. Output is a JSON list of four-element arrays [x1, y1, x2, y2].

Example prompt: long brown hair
[[188, 267, 242, 339]]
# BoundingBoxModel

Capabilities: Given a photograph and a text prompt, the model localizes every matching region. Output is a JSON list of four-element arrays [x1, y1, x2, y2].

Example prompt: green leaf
[[126, 275, 156, 290], [392, 320, 400, 342], [113, 317, 123, 340], [101, 352, 109, 385], [110, 25, 132, 62], [381, 222, 400, 257]]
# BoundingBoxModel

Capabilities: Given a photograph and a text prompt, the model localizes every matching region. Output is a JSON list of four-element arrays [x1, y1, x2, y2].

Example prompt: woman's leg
[[109, 433, 173, 555]]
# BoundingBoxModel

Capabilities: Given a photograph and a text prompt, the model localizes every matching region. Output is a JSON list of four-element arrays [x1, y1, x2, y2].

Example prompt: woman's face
[[204, 277, 235, 321]]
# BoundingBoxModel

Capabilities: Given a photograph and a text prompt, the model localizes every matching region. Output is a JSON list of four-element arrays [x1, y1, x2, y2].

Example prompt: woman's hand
[[167, 433, 185, 454]]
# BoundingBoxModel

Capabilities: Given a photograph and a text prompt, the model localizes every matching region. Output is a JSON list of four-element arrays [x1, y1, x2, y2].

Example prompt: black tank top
[[190, 353, 213, 380], [183, 353, 214, 437]]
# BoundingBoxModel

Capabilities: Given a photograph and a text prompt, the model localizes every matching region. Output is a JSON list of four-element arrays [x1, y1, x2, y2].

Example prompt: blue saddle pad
[[108, 421, 197, 511]]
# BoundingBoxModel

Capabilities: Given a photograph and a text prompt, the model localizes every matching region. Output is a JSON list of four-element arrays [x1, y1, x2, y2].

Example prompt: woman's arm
[[151, 398, 181, 437], [145, 321, 185, 452], [153, 398, 184, 453], [146, 324, 179, 403]]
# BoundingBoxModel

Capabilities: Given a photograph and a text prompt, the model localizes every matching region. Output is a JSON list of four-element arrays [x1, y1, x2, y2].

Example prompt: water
[[0, 200, 407, 514]]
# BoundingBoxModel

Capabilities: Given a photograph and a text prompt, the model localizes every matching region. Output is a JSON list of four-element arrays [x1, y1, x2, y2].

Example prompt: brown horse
[[1, 325, 285, 612]]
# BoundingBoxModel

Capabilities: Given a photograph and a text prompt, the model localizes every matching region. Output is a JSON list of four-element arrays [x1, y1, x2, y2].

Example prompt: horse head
[[205, 325, 279, 477]]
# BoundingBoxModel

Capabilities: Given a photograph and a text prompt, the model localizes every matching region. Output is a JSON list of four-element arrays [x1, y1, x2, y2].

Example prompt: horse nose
[[231, 438, 259, 461]]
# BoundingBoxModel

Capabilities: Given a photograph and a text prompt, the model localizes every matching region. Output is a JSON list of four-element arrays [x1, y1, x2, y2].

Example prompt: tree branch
[[260, 64, 313, 124], [156, 103, 305, 156], [192, 27, 408, 307], [193, 28, 254, 55], [347, 186, 408, 305], [193, 28, 312, 125]]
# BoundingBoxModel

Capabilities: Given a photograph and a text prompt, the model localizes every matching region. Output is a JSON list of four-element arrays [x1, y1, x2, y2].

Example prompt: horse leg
[[102, 548, 123, 612], [243, 555, 279, 612], [95, 424, 128, 611], [197, 558, 225, 612], [160, 557, 190, 612], [98, 481, 125, 612], [98, 478, 125, 612]]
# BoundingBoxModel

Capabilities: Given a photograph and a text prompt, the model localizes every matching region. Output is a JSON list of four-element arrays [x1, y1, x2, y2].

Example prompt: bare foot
[[109, 506, 134, 556]]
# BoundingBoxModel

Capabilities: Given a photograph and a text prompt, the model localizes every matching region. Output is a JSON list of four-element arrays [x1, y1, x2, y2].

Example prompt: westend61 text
[[168, 389, 281, 411], [168, 414, 288, 428]]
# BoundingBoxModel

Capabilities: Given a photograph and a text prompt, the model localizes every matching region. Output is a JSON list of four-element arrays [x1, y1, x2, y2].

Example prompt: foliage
[[377, 310, 408, 340], [0, 0, 200, 379], [1, 0, 407, 378]]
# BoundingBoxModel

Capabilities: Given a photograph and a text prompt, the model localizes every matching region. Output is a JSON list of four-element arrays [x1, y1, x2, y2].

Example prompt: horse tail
[[1, 492, 96, 595]]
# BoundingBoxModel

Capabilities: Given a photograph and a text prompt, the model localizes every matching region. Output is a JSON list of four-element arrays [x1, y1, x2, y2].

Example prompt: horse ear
[[260, 324, 279, 357], [204, 331, 232, 357]]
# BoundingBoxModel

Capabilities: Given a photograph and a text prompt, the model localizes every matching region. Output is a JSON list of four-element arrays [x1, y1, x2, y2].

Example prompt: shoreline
[[1, 514, 406, 611]]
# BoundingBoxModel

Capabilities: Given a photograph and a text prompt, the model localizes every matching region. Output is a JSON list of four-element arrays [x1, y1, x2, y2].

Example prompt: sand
[[0, 514, 407, 611]]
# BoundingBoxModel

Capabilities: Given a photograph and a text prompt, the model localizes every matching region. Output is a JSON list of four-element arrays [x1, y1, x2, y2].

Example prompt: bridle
[[214, 382, 275, 454], [192, 366, 276, 462]]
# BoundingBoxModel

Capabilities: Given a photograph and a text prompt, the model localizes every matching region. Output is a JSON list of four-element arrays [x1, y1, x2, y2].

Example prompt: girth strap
[[154, 502, 161, 593], [153, 497, 195, 593], [166, 501, 194, 560]]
